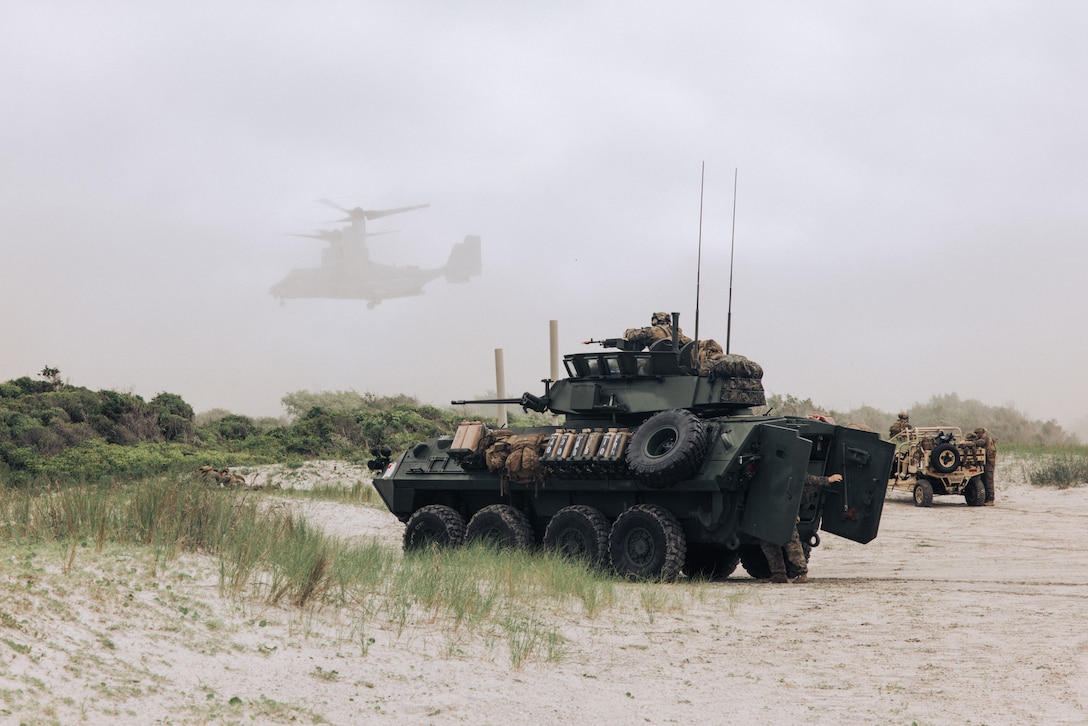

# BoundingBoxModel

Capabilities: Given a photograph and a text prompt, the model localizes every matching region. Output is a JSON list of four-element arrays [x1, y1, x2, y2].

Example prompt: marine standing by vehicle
[[972, 427, 997, 505]]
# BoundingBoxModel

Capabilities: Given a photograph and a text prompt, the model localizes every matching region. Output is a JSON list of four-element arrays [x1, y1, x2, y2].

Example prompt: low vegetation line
[[0, 474, 717, 667], [1023, 453, 1088, 489]]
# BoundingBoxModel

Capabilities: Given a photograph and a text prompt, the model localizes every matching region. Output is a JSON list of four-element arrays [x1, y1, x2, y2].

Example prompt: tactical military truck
[[370, 317, 895, 581], [887, 426, 986, 507]]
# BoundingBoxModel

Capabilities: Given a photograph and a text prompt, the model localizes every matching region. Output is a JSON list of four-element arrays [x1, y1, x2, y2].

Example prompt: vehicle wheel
[[930, 443, 961, 474], [964, 476, 986, 506], [465, 504, 535, 549], [609, 504, 686, 581], [913, 479, 934, 507], [543, 505, 610, 567], [684, 545, 741, 580], [738, 544, 771, 580], [626, 409, 710, 488], [403, 505, 466, 551]]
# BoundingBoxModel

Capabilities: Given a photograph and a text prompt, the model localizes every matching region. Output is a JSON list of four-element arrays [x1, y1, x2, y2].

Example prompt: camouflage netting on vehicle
[[696, 353, 765, 406], [719, 377, 766, 406], [699, 353, 763, 379]]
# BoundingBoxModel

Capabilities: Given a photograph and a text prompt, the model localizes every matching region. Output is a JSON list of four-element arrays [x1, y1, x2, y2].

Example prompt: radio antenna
[[726, 168, 737, 354], [693, 162, 704, 362]]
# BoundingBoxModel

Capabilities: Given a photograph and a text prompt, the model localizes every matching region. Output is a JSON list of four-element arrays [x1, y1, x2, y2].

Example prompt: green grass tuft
[[1026, 454, 1088, 488]]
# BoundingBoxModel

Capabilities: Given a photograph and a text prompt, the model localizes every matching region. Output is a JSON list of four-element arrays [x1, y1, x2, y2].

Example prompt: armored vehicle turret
[[371, 314, 895, 581]]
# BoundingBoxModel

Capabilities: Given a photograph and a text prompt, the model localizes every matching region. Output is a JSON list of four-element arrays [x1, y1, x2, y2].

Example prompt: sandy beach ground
[[2, 457, 1086, 725]]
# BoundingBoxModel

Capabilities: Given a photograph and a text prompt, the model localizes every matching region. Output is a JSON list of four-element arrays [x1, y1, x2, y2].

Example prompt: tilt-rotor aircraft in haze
[[270, 199, 481, 309]]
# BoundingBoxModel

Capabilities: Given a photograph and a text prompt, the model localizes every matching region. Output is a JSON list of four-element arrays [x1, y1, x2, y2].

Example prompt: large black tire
[[913, 478, 934, 507], [403, 505, 466, 551], [684, 545, 741, 580], [930, 443, 961, 474], [543, 505, 610, 567], [626, 409, 710, 488], [465, 504, 535, 549], [609, 504, 686, 581], [964, 476, 986, 506], [738, 545, 771, 580]]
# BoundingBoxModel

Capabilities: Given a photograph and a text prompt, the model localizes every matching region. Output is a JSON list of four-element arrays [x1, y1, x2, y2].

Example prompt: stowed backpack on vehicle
[[449, 421, 634, 485]]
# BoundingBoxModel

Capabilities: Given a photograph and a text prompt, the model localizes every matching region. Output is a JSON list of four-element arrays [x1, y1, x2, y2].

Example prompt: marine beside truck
[[370, 314, 896, 581]]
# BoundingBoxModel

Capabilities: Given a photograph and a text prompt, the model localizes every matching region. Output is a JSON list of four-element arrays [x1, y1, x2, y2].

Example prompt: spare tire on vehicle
[[930, 442, 961, 474], [626, 409, 709, 488]]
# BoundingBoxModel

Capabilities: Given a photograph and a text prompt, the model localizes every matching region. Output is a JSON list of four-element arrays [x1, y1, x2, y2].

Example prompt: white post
[[494, 348, 507, 427]]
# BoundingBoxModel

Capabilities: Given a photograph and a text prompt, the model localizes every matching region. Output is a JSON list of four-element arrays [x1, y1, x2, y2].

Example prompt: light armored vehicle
[[370, 316, 895, 581], [887, 426, 986, 507]]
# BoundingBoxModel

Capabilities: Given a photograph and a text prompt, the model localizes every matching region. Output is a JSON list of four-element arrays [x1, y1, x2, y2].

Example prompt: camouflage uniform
[[694, 338, 724, 368], [973, 427, 997, 504], [759, 474, 834, 583], [623, 312, 692, 349], [889, 412, 911, 437]]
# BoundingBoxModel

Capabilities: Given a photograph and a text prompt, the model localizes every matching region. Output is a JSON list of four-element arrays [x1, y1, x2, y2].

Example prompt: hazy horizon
[[3, 3, 1086, 437]]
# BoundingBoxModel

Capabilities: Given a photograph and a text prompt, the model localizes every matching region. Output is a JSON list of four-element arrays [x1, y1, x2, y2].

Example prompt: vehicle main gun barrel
[[451, 392, 549, 413]]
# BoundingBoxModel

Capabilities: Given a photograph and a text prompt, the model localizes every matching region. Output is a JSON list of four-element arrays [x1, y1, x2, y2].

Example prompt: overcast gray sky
[[3, 1, 1086, 432]]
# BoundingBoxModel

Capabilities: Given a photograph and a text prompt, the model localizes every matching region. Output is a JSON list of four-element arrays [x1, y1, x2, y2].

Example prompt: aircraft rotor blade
[[316, 198, 351, 214], [362, 203, 430, 221], [316, 199, 429, 223], [290, 229, 341, 242]]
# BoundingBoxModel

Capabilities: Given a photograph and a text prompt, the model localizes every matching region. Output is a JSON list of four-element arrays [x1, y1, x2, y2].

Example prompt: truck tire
[[738, 545, 771, 580], [609, 504, 686, 581], [684, 545, 741, 580], [543, 505, 610, 567], [403, 505, 466, 551], [930, 443, 961, 474], [465, 504, 535, 549], [626, 409, 709, 488], [913, 479, 934, 507], [964, 476, 986, 506]]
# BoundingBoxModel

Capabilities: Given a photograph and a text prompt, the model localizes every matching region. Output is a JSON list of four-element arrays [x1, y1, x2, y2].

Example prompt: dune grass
[[1024, 454, 1088, 488], [0, 474, 723, 668]]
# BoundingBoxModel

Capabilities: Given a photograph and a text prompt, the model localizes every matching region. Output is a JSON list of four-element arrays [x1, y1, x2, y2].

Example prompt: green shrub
[[151, 391, 195, 442], [198, 413, 260, 443], [0, 443, 40, 472], [29, 440, 199, 480], [1027, 455, 1088, 488]]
